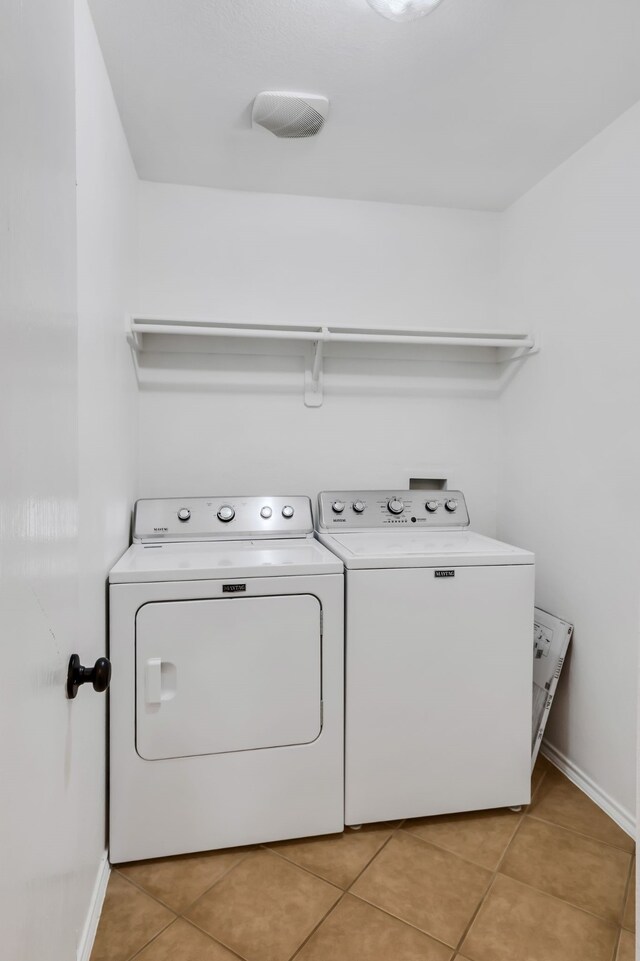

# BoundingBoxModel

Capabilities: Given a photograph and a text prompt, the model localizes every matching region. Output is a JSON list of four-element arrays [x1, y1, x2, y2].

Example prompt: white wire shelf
[[127, 316, 538, 407]]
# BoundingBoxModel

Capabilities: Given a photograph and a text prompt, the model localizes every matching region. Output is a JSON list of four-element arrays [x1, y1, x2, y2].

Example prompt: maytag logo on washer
[[434, 570, 455, 578], [223, 583, 247, 593]]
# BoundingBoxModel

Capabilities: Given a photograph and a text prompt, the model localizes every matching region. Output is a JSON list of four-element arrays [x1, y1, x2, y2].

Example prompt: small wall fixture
[[252, 92, 329, 138], [66, 654, 111, 699], [366, 0, 444, 22]]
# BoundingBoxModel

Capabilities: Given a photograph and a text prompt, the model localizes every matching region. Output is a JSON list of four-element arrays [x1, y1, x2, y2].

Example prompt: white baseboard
[[541, 741, 635, 840], [78, 851, 110, 961]]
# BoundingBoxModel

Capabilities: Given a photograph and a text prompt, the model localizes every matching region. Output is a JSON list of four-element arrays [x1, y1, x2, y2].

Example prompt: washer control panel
[[316, 490, 470, 531], [133, 496, 313, 543]]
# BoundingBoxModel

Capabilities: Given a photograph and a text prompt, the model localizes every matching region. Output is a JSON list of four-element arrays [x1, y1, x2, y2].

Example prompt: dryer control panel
[[133, 496, 313, 543], [316, 490, 470, 532]]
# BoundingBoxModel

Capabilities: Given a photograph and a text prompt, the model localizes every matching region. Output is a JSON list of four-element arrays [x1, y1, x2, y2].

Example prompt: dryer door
[[135, 594, 322, 760]]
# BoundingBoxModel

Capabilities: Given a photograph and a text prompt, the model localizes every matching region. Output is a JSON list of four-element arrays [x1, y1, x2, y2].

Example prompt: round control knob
[[352, 501, 366, 514], [388, 498, 404, 515], [332, 501, 345, 514], [282, 505, 294, 519], [444, 499, 458, 513], [425, 500, 439, 513], [217, 505, 235, 522], [177, 508, 191, 522], [260, 506, 272, 519]]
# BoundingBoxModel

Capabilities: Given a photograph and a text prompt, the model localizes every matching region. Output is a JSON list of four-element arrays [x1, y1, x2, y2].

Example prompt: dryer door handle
[[145, 658, 162, 704]]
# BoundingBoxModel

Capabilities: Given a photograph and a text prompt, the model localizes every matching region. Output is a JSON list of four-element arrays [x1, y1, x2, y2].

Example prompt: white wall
[[138, 182, 499, 329], [137, 183, 503, 535], [75, 0, 138, 943], [498, 101, 640, 828], [0, 1, 85, 958]]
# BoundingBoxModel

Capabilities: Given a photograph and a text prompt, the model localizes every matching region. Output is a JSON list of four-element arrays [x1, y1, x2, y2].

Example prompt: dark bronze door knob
[[66, 654, 111, 699]]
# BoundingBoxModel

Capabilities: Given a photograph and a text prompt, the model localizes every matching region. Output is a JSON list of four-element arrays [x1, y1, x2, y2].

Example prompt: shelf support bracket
[[304, 332, 326, 407], [497, 331, 541, 363], [125, 314, 143, 352]]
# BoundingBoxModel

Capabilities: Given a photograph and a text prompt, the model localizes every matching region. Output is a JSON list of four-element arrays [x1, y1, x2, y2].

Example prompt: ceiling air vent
[[252, 92, 329, 139]]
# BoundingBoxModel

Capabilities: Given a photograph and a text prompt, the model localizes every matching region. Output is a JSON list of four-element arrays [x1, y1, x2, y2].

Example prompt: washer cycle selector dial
[[217, 505, 235, 522], [388, 498, 404, 515], [260, 506, 272, 519], [177, 508, 191, 522], [352, 501, 366, 514], [445, 499, 458, 513], [282, 505, 295, 518], [332, 501, 346, 514], [425, 501, 439, 513]]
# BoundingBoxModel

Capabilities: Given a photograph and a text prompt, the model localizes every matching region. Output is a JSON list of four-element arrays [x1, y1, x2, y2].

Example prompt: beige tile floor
[[92, 758, 636, 961]]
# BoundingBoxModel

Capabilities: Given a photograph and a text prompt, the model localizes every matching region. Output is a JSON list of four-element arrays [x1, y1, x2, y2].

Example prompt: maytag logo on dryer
[[223, 583, 247, 593], [434, 570, 455, 578], [153, 527, 168, 532]]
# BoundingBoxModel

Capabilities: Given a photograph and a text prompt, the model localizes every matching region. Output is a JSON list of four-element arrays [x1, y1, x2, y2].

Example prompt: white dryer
[[109, 496, 343, 863], [316, 490, 534, 827]]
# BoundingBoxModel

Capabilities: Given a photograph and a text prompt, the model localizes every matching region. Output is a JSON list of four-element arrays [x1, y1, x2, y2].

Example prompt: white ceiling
[[89, 0, 640, 210]]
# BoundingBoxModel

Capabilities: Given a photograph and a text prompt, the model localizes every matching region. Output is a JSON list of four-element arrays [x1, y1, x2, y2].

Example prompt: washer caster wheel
[[348, 824, 363, 831], [509, 806, 522, 812]]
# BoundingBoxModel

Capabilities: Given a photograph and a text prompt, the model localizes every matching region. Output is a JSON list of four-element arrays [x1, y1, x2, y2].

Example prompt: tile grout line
[[345, 887, 461, 953], [345, 818, 466, 954], [341, 806, 579, 955], [260, 811, 632, 958], [179, 915, 249, 961], [263, 820, 404, 893], [446, 765, 614, 957], [287, 892, 348, 961], [344, 819, 407, 892], [257, 830, 403, 961], [451, 806, 527, 954], [394, 761, 550, 890], [279, 817, 457, 955], [115, 846, 255, 917], [178, 845, 346, 961], [176, 848, 259, 915], [182, 847, 345, 961], [186, 912, 255, 960], [530, 765, 549, 801], [269, 803, 583, 959], [260, 841, 354, 888], [531, 762, 635, 854], [103, 871, 176, 961], [108, 851, 258, 961], [399, 820, 520, 875], [491, 784, 635, 931], [123, 914, 176, 961], [112, 866, 179, 913], [492, 870, 630, 929], [447, 771, 632, 956], [523, 811, 636, 857], [618, 853, 635, 937], [126, 918, 179, 961], [526, 811, 635, 855], [342, 821, 467, 954], [611, 927, 622, 961], [501, 814, 634, 925], [113, 828, 405, 961]]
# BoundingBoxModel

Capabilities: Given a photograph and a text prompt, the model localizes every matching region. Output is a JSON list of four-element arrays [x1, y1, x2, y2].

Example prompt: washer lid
[[317, 530, 534, 569], [110, 537, 343, 583]]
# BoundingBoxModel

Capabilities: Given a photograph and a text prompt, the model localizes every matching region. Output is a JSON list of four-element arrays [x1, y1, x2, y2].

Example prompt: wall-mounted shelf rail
[[127, 316, 538, 407]]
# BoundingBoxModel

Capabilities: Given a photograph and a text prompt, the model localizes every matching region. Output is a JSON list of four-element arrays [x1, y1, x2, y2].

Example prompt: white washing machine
[[316, 489, 534, 827], [109, 495, 344, 863]]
